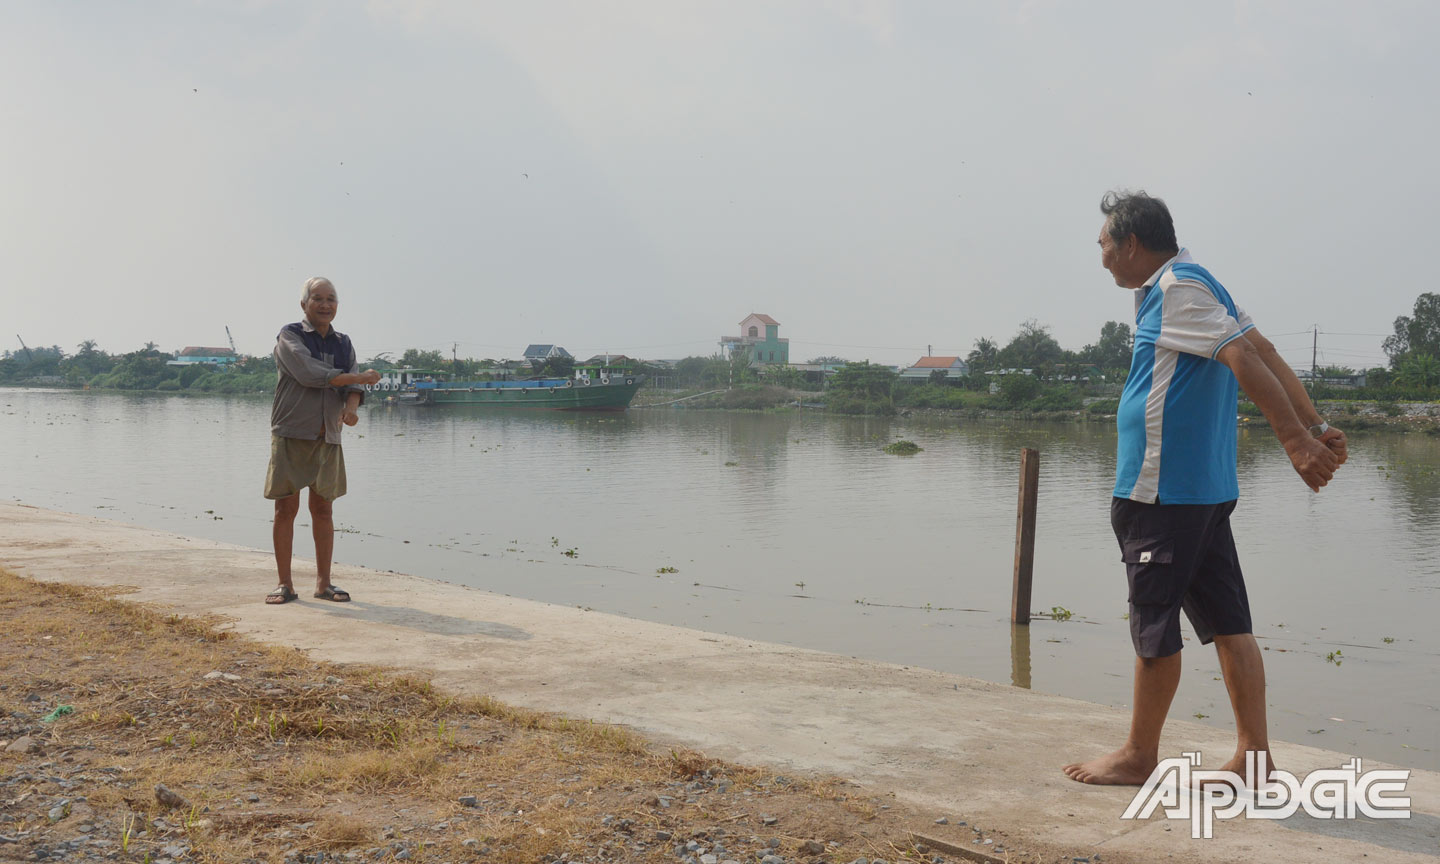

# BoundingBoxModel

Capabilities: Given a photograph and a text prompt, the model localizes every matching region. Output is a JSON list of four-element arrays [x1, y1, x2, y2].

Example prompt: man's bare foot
[[1197, 750, 1278, 792], [1063, 748, 1157, 785]]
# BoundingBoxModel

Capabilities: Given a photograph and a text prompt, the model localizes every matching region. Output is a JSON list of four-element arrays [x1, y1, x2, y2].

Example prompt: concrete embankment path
[[1, 502, 1435, 863]]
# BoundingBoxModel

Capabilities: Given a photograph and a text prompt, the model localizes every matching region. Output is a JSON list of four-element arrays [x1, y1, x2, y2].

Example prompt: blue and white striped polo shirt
[[1114, 249, 1254, 505]]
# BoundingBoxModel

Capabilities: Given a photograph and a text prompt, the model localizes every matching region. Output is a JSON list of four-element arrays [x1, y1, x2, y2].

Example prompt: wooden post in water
[[1011, 448, 1039, 624]]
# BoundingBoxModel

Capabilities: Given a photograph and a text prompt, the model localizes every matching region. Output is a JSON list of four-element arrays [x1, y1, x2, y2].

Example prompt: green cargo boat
[[404, 374, 643, 410], [372, 357, 646, 411]]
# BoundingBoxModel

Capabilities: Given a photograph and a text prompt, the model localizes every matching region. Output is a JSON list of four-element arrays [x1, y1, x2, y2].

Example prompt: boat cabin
[[372, 368, 447, 392], [575, 355, 639, 385]]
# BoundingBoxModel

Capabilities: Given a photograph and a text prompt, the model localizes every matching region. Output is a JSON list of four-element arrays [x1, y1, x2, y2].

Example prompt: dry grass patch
[[0, 568, 1064, 863]]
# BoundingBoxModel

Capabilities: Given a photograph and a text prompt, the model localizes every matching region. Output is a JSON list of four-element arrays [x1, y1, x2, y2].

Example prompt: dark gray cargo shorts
[[1110, 497, 1251, 658]]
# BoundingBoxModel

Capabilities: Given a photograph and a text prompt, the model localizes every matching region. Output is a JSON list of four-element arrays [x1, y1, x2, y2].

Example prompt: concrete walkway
[[1, 502, 1435, 863]]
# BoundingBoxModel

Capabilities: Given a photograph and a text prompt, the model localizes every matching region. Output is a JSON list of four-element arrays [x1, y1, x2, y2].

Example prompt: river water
[[3, 388, 1437, 770]]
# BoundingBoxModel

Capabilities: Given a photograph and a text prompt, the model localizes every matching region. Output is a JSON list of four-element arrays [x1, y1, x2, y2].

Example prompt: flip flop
[[314, 585, 351, 602], [266, 586, 299, 605]]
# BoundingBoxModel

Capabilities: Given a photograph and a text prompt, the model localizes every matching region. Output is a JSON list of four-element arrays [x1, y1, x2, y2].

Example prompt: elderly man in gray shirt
[[264, 276, 381, 604]]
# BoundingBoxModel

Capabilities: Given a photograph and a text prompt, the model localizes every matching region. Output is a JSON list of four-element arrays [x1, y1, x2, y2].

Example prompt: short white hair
[[301, 276, 336, 303]]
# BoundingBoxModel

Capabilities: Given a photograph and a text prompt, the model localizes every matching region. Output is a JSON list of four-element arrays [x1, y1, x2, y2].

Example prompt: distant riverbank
[[636, 385, 1440, 434], [9, 383, 1438, 433]]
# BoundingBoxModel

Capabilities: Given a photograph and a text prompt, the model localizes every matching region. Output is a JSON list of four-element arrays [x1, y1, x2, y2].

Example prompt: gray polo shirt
[[270, 321, 365, 445]]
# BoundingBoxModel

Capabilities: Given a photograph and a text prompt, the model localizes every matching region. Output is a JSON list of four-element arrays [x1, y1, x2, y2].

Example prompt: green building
[[720, 313, 789, 365]]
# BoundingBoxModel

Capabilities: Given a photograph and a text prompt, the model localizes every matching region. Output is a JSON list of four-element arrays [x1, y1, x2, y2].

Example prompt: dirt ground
[[0, 570, 1055, 864]]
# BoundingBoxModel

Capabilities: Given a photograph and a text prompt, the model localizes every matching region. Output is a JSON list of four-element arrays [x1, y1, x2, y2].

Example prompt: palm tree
[[967, 338, 999, 372], [1396, 353, 1440, 389]]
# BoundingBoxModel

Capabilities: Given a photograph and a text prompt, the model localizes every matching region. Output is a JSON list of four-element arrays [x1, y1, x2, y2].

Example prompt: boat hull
[[406, 376, 644, 411]]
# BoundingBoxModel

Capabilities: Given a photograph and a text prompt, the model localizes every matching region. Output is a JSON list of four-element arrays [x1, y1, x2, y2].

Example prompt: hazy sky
[[4, 1, 1435, 369]]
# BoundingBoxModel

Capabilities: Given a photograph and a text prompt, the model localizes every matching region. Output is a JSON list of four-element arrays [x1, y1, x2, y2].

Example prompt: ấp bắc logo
[[1122, 751, 1410, 839]]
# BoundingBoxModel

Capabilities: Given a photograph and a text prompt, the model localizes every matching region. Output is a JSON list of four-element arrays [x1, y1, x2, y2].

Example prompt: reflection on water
[[2, 389, 1438, 770], [1010, 622, 1032, 690]]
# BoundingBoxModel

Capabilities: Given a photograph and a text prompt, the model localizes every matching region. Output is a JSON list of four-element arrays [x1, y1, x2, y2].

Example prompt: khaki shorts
[[264, 435, 347, 501]]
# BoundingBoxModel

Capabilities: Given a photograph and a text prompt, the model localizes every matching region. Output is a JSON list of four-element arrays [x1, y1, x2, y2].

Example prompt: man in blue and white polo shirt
[[1063, 191, 1348, 786]]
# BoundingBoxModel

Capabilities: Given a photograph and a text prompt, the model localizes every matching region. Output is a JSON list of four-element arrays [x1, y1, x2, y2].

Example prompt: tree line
[[5, 293, 1438, 395]]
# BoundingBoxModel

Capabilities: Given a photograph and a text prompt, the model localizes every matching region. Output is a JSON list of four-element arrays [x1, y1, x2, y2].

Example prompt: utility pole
[[1312, 326, 1318, 390], [452, 342, 459, 374]]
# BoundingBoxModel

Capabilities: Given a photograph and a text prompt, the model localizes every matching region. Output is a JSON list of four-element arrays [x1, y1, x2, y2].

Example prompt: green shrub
[[1238, 400, 1263, 417], [894, 383, 994, 411], [1026, 387, 1083, 411], [177, 364, 208, 388], [997, 374, 1041, 407], [1087, 398, 1120, 414], [189, 371, 275, 394]]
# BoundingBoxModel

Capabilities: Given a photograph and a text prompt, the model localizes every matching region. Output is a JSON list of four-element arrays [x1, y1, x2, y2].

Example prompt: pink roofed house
[[719, 313, 790, 365]]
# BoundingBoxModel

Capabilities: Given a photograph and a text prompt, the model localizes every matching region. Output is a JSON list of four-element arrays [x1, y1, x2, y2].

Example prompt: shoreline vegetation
[[5, 378, 1437, 435], [636, 387, 1440, 434], [0, 569, 1045, 864], [3, 338, 1437, 434]]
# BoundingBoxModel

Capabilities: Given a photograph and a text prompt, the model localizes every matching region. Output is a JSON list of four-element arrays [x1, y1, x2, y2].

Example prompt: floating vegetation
[[1048, 605, 1073, 621], [1326, 649, 1343, 666], [656, 566, 679, 574], [882, 439, 922, 456], [1382, 636, 1396, 644], [562, 547, 579, 559], [724, 461, 738, 467]]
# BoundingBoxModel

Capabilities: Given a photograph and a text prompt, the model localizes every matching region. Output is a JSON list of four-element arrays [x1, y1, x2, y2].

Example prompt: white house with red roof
[[900, 355, 968, 380]]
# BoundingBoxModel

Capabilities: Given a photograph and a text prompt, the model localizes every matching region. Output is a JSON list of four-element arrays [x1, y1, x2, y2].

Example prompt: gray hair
[[1100, 190, 1179, 255], [300, 276, 336, 303]]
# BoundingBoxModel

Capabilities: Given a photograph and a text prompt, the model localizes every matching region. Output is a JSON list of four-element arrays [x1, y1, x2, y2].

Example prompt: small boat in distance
[[368, 361, 644, 411]]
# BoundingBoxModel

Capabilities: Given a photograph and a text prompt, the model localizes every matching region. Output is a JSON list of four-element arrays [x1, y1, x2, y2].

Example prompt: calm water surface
[[3, 389, 1437, 769]]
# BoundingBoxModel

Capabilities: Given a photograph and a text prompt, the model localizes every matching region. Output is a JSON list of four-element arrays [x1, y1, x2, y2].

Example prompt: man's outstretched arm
[[1216, 334, 1339, 492], [1245, 327, 1348, 463]]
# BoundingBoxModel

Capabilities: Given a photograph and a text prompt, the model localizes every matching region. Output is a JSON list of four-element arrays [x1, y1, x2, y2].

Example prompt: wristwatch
[[1308, 421, 1329, 438]]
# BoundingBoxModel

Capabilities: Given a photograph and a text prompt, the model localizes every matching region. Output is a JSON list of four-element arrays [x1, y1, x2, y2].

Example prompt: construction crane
[[15, 335, 33, 362], [225, 326, 237, 355]]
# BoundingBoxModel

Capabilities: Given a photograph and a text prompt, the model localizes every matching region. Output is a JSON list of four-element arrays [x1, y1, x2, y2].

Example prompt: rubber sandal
[[314, 585, 351, 602], [266, 586, 299, 605]]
